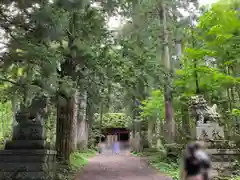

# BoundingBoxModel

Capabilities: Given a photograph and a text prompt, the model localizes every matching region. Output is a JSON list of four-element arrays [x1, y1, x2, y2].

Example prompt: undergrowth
[[56, 149, 96, 180], [132, 150, 180, 180], [70, 149, 96, 169]]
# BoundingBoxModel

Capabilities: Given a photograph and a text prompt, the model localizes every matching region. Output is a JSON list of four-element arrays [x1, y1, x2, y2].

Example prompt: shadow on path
[[75, 150, 172, 180]]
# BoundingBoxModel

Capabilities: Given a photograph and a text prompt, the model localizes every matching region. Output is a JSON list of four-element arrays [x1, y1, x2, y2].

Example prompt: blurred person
[[194, 143, 211, 180], [115, 140, 120, 154], [97, 142, 103, 154], [181, 143, 211, 180], [112, 134, 120, 154]]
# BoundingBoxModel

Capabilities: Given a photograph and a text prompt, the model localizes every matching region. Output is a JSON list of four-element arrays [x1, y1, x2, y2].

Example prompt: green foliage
[[0, 0, 239, 178], [94, 113, 131, 128], [176, 0, 240, 125], [88, 128, 104, 148], [0, 102, 13, 149], [70, 150, 96, 169], [45, 105, 57, 148], [150, 162, 179, 180], [232, 109, 240, 116], [140, 90, 164, 119], [230, 177, 240, 180]]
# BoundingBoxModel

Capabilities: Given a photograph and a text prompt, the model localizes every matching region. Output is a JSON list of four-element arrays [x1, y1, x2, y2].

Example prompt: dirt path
[[75, 151, 172, 180]]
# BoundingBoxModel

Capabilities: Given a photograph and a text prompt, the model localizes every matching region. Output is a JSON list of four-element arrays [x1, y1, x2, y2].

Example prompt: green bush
[[94, 113, 131, 128], [70, 150, 96, 169], [0, 102, 13, 149], [164, 143, 184, 163], [150, 161, 179, 180]]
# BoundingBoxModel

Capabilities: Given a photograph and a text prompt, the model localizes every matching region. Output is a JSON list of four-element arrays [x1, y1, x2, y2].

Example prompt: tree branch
[[0, 78, 17, 85], [0, 9, 33, 34]]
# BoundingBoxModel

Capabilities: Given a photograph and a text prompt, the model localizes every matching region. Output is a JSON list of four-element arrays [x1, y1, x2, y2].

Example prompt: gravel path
[[75, 151, 172, 180]]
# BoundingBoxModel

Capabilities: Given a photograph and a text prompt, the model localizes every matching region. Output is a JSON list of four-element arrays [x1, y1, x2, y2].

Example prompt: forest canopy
[[0, 0, 239, 179]]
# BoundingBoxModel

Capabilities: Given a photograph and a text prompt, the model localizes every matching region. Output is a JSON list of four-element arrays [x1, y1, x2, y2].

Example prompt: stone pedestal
[[196, 121, 224, 140], [196, 140, 239, 177], [5, 121, 48, 150], [0, 97, 56, 180], [0, 150, 56, 180], [196, 120, 237, 177], [206, 148, 239, 177]]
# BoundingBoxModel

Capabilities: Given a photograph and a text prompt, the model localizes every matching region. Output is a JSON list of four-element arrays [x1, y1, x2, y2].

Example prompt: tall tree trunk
[[56, 93, 77, 163], [72, 91, 78, 151], [86, 91, 94, 130], [176, 40, 182, 68], [225, 67, 233, 111], [86, 91, 97, 148], [156, 119, 162, 149], [106, 82, 112, 112], [160, 1, 175, 142], [11, 95, 19, 128], [181, 102, 191, 139], [77, 91, 88, 150], [99, 99, 104, 142], [190, 28, 200, 94], [147, 119, 155, 147], [129, 95, 136, 151]]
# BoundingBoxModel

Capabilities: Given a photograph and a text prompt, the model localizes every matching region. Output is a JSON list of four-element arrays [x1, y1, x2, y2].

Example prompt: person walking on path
[[180, 143, 211, 180], [112, 134, 120, 154], [112, 141, 120, 154], [115, 141, 120, 154]]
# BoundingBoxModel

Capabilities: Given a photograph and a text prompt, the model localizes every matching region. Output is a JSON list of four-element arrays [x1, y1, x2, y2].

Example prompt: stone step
[[0, 162, 55, 172], [0, 150, 56, 163], [0, 171, 54, 180], [5, 140, 49, 149], [210, 169, 234, 178], [205, 149, 239, 155], [0, 150, 56, 179], [196, 140, 236, 148], [211, 162, 232, 170], [210, 154, 235, 162], [210, 169, 219, 177]]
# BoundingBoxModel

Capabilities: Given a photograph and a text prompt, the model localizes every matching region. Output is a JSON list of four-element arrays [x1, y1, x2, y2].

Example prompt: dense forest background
[[0, 0, 239, 179]]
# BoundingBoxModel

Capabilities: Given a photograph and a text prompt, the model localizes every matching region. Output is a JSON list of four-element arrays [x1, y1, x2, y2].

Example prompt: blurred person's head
[[187, 142, 200, 152]]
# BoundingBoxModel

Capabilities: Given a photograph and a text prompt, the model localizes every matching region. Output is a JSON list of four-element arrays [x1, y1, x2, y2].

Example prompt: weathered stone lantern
[[0, 96, 56, 180]]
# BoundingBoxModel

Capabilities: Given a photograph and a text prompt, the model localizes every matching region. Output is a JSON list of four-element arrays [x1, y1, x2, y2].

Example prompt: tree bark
[[191, 28, 200, 94], [176, 40, 182, 68], [11, 95, 19, 128], [156, 119, 162, 148], [71, 91, 78, 151], [77, 91, 88, 150], [181, 102, 191, 138], [160, 1, 175, 142], [147, 119, 154, 147], [56, 93, 76, 163]]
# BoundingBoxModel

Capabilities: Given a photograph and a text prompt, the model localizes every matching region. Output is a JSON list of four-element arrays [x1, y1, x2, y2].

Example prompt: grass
[[70, 149, 96, 170], [230, 177, 240, 180], [149, 161, 179, 180]]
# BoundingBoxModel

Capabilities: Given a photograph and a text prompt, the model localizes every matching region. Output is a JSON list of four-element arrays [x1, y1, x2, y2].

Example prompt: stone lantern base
[[0, 150, 56, 180]]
